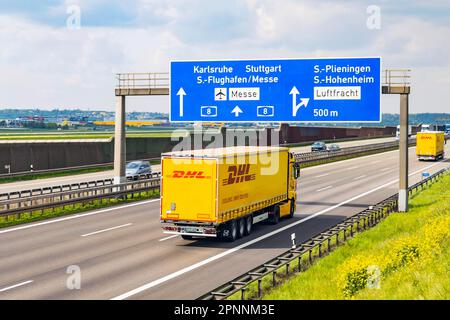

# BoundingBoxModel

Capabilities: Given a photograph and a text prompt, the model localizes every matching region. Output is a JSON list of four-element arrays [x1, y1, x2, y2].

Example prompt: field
[[264, 173, 450, 300], [0, 129, 190, 140]]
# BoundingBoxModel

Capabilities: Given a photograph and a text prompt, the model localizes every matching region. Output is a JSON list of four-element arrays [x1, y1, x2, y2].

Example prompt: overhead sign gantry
[[170, 57, 381, 122]]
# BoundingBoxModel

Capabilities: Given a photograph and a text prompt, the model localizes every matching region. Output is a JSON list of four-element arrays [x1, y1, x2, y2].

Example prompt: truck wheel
[[237, 218, 245, 238], [181, 235, 194, 240], [244, 215, 253, 236], [271, 205, 280, 225], [289, 200, 296, 218], [222, 220, 238, 242]]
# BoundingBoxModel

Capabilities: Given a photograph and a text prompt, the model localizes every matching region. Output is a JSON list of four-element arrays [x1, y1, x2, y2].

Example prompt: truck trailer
[[160, 146, 299, 241], [416, 131, 445, 161]]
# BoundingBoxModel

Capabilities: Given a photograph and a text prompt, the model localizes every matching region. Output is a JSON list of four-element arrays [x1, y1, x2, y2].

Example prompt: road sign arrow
[[231, 106, 243, 117], [299, 98, 310, 108], [177, 87, 186, 117], [290, 86, 310, 117]]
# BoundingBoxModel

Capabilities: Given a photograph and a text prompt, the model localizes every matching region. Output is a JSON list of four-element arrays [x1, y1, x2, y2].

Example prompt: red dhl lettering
[[170, 171, 209, 179], [222, 164, 256, 186]]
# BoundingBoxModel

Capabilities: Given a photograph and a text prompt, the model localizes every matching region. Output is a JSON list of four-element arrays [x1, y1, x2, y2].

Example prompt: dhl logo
[[170, 171, 210, 179], [421, 136, 432, 139], [222, 164, 256, 186]]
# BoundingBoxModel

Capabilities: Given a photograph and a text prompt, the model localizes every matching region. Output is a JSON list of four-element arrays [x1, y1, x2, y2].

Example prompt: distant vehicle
[[421, 124, 431, 132], [395, 125, 412, 140], [416, 132, 445, 161], [126, 161, 152, 180], [327, 144, 341, 152], [311, 141, 327, 152], [445, 124, 450, 134]]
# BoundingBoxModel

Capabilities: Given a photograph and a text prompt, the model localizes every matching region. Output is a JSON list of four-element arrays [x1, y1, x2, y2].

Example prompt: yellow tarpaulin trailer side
[[217, 150, 288, 223]]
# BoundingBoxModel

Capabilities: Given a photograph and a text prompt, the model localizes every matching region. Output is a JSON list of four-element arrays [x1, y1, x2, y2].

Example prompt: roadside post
[[382, 69, 411, 212], [113, 73, 169, 184]]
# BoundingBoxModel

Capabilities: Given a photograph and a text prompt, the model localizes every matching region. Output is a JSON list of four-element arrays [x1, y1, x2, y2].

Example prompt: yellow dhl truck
[[416, 131, 445, 161], [160, 146, 300, 241]]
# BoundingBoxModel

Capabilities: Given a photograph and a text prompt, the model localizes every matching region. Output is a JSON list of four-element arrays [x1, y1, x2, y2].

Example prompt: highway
[[0, 143, 447, 300], [0, 136, 396, 194]]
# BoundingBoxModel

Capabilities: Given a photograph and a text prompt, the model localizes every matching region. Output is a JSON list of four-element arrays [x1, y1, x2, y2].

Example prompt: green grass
[[0, 189, 159, 229], [262, 173, 450, 300], [0, 129, 191, 140]]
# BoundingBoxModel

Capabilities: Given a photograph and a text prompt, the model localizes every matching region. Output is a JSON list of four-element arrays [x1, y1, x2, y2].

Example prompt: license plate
[[184, 227, 201, 233]]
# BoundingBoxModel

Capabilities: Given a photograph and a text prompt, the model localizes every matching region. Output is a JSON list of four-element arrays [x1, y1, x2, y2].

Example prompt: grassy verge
[[262, 173, 450, 300], [0, 189, 159, 229]]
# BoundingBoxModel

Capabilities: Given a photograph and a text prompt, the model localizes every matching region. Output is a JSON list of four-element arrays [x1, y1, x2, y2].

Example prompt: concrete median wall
[[0, 125, 397, 174], [279, 124, 396, 144]]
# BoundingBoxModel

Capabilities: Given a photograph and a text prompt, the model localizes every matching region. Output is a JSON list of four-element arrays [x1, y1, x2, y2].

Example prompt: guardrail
[[198, 165, 450, 300], [0, 172, 160, 202], [0, 174, 161, 219], [116, 72, 169, 89], [0, 157, 161, 179]]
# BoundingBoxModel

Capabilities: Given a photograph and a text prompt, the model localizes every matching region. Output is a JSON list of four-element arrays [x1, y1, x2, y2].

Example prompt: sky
[[0, 0, 449, 115]]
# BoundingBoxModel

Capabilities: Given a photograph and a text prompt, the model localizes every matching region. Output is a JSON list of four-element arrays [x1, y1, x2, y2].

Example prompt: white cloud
[[0, 0, 449, 115]]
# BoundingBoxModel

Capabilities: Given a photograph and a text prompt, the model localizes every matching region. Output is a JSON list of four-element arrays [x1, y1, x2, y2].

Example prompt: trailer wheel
[[244, 215, 253, 236], [237, 218, 245, 238], [222, 220, 238, 242], [181, 235, 194, 240], [289, 200, 296, 218], [270, 205, 280, 225]]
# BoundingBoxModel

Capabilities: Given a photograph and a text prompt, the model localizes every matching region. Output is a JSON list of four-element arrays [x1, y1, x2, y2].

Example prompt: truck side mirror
[[293, 163, 300, 179]]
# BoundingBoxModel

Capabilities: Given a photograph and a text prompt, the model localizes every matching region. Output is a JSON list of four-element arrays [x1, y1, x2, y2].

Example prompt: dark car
[[327, 144, 341, 152], [126, 160, 152, 180], [311, 141, 327, 152]]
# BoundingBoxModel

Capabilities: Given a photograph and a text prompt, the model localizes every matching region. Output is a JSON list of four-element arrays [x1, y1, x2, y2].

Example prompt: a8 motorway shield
[[170, 57, 381, 122]]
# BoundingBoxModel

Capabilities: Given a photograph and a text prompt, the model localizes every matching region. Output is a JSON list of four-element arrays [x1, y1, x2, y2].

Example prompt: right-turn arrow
[[290, 86, 310, 117]]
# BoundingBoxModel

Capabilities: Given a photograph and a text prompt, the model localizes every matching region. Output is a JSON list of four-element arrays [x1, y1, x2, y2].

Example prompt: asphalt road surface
[[0, 143, 447, 300], [0, 136, 396, 194]]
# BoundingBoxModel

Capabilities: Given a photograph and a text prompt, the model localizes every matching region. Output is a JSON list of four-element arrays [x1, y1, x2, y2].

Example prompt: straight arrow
[[177, 87, 186, 117], [231, 106, 243, 117], [290, 86, 300, 117]]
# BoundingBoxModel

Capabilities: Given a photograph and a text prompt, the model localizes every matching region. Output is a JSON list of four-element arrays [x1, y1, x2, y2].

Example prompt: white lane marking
[[0, 280, 33, 293], [81, 223, 132, 237], [370, 160, 382, 164], [346, 166, 359, 170], [159, 235, 179, 242], [315, 173, 330, 178], [354, 175, 367, 180], [0, 199, 160, 235], [381, 167, 392, 172], [111, 160, 446, 300], [316, 185, 333, 192]]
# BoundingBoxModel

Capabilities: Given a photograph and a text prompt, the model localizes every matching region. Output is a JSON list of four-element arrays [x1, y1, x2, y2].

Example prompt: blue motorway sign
[[170, 57, 381, 122]]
